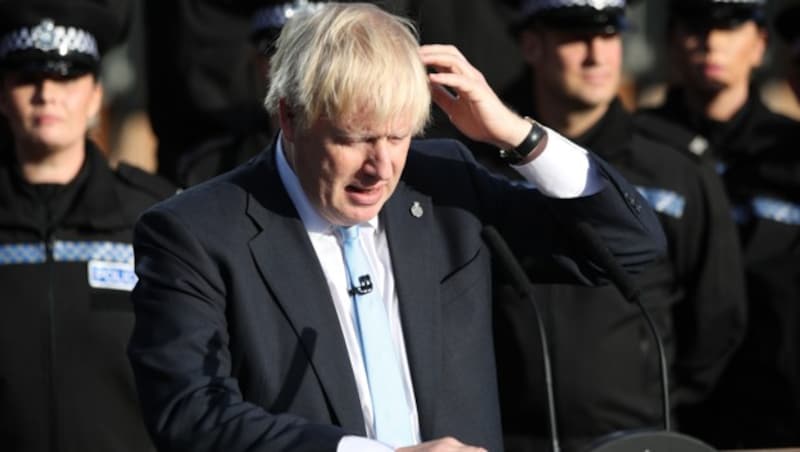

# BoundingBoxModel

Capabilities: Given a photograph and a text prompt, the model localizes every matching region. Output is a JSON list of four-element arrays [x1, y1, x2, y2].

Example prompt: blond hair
[[265, 2, 431, 134]]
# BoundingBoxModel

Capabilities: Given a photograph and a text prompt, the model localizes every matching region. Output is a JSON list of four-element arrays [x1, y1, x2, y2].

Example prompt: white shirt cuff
[[337, 435, 395, 452], [511, 125, 604, 198]]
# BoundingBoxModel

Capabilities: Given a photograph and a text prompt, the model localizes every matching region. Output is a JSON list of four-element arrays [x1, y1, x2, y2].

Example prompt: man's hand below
[[398, 437, 488, 452]]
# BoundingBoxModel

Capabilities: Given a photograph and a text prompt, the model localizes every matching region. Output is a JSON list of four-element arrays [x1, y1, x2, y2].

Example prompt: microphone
[[570, 222, 716, 452], [348, 274, 373, 296], [571, 222, 642, 305], [571, 221, 669, 430], [482, 226, 561, 452]]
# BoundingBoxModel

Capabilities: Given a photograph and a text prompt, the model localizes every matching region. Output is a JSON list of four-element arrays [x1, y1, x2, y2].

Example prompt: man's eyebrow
[[333, 129, 409, 141]]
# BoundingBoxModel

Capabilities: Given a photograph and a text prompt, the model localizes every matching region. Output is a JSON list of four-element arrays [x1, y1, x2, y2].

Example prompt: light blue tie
[[338, 225, 414, 447]]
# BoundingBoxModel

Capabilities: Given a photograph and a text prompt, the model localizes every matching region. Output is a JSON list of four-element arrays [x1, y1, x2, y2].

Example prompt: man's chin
[[331, 205, 383, 226]]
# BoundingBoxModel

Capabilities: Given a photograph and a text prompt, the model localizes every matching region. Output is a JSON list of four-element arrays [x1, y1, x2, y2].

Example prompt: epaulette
[[115, 163, 179, 200], [633, 112, 712, 161]]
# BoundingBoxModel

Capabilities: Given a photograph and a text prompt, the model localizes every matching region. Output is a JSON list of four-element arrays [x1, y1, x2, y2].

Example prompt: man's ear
[[278, 98, 296, 143], [519, 29, 543, 66]]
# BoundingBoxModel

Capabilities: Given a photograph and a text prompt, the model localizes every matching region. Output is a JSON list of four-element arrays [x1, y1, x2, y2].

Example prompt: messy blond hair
[[265, 2, 431, 134]]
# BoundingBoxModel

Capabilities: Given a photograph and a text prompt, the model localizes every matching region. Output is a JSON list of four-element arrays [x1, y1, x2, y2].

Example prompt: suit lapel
[[244, 148, 365, 435], [383, 183, 441, 439]]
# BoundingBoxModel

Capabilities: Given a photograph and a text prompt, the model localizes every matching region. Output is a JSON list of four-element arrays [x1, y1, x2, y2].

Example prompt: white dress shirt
[[274, 127, 601, 452]]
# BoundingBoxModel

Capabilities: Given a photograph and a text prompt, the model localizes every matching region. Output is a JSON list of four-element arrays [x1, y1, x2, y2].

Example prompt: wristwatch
[[499, 116, 547, 165]]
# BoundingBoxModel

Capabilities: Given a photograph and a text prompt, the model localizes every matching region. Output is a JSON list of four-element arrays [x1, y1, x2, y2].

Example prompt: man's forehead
[[332, 113, 414, 136]]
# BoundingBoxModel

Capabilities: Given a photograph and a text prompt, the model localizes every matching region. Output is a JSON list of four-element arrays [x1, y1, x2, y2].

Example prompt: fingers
[[430, 83, 458, 113], [429, 71, 476, 100], [420, 45, 487, 107], [419, 45, 483, 80]]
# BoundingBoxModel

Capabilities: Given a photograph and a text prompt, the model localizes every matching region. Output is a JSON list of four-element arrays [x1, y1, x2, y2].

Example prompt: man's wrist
[[499, 117, 548, 165]]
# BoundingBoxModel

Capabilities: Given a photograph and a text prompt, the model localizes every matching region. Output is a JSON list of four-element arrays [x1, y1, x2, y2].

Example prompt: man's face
[[671, 20, 766, 94], [0, 71, 101, 153], [282, 110, 413, 226], [522, 28, 623, 108]]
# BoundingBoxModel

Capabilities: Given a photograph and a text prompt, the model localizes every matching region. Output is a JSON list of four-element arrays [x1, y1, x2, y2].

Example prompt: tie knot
[[338, 225, 360, 244]]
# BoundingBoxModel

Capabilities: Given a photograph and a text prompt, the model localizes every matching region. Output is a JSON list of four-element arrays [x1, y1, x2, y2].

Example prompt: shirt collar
[[275, 132, 379, 235]]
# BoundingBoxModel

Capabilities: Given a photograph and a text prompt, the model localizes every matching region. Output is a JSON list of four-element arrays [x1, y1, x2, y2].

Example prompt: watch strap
[[499, 117, 547, 165]]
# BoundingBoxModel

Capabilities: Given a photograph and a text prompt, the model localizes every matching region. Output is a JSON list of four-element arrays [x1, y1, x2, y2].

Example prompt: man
[[0, 0, 174, 450], [127, 3, 666, 451], [483, 1, 746, 451], [641, 0, 800, 447]]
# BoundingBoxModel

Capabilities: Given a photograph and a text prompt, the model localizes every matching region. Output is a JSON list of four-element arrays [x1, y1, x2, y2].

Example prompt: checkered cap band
[[251, 1, 325, 33], [522, 0, 626, 16], [0, 19, 99, 60]]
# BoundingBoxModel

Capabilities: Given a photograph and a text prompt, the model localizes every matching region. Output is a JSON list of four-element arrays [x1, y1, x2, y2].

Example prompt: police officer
[[174, 0, 327, 187], [0, 1, 174, 450], [489, 1, 747, 451], [640, 0, 800, 447]]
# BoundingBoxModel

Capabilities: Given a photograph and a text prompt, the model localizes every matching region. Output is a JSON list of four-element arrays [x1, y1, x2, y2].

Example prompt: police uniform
[[639, 0, 800, 447], [0, 2, 175, 450], [173, 1, 328, 188], [488, 2, 747, 451]]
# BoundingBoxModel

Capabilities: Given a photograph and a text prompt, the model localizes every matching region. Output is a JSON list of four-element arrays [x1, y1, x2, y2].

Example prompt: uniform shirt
[[275, 130, 603, 451]]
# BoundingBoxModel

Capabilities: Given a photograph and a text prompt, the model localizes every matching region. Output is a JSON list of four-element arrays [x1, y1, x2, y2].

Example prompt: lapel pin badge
[[410, 201, 424, 218]]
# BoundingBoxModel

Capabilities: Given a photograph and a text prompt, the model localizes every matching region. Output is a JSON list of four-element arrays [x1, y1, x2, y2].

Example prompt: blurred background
[[81, 0, 800, 175]]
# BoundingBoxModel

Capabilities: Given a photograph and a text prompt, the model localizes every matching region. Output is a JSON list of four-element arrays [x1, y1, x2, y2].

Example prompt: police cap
[[247, 0, 327, 55], [669, 0, 766, 30], [514, 0, 630, 35], [0, 0, 129, 78]]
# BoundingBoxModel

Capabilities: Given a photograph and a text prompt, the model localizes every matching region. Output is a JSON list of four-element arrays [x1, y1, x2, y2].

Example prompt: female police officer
[[0, 1, 173, 450]]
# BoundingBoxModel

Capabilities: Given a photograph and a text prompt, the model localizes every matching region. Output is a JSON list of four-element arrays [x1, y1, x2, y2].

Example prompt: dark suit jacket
[[128, 138, 665, 452]]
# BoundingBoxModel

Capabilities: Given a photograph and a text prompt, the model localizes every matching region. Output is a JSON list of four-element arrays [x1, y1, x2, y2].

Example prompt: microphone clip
[[348, 274, 373, 296]]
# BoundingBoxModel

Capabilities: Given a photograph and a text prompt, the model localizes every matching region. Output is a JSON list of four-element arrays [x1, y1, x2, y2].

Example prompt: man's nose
[[366, 140, 392, 179]]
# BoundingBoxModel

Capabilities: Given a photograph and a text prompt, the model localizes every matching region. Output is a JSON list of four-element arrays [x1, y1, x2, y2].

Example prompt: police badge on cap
[[669, 0, 766, 29], [0, 0, 128, 77], [515, 0, 629, 34], [249, 0, 327, 56]]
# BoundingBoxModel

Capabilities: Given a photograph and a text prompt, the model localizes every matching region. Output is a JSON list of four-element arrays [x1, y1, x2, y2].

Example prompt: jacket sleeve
[[127, 206, 345, 452], [475, 147, 669, 286]]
